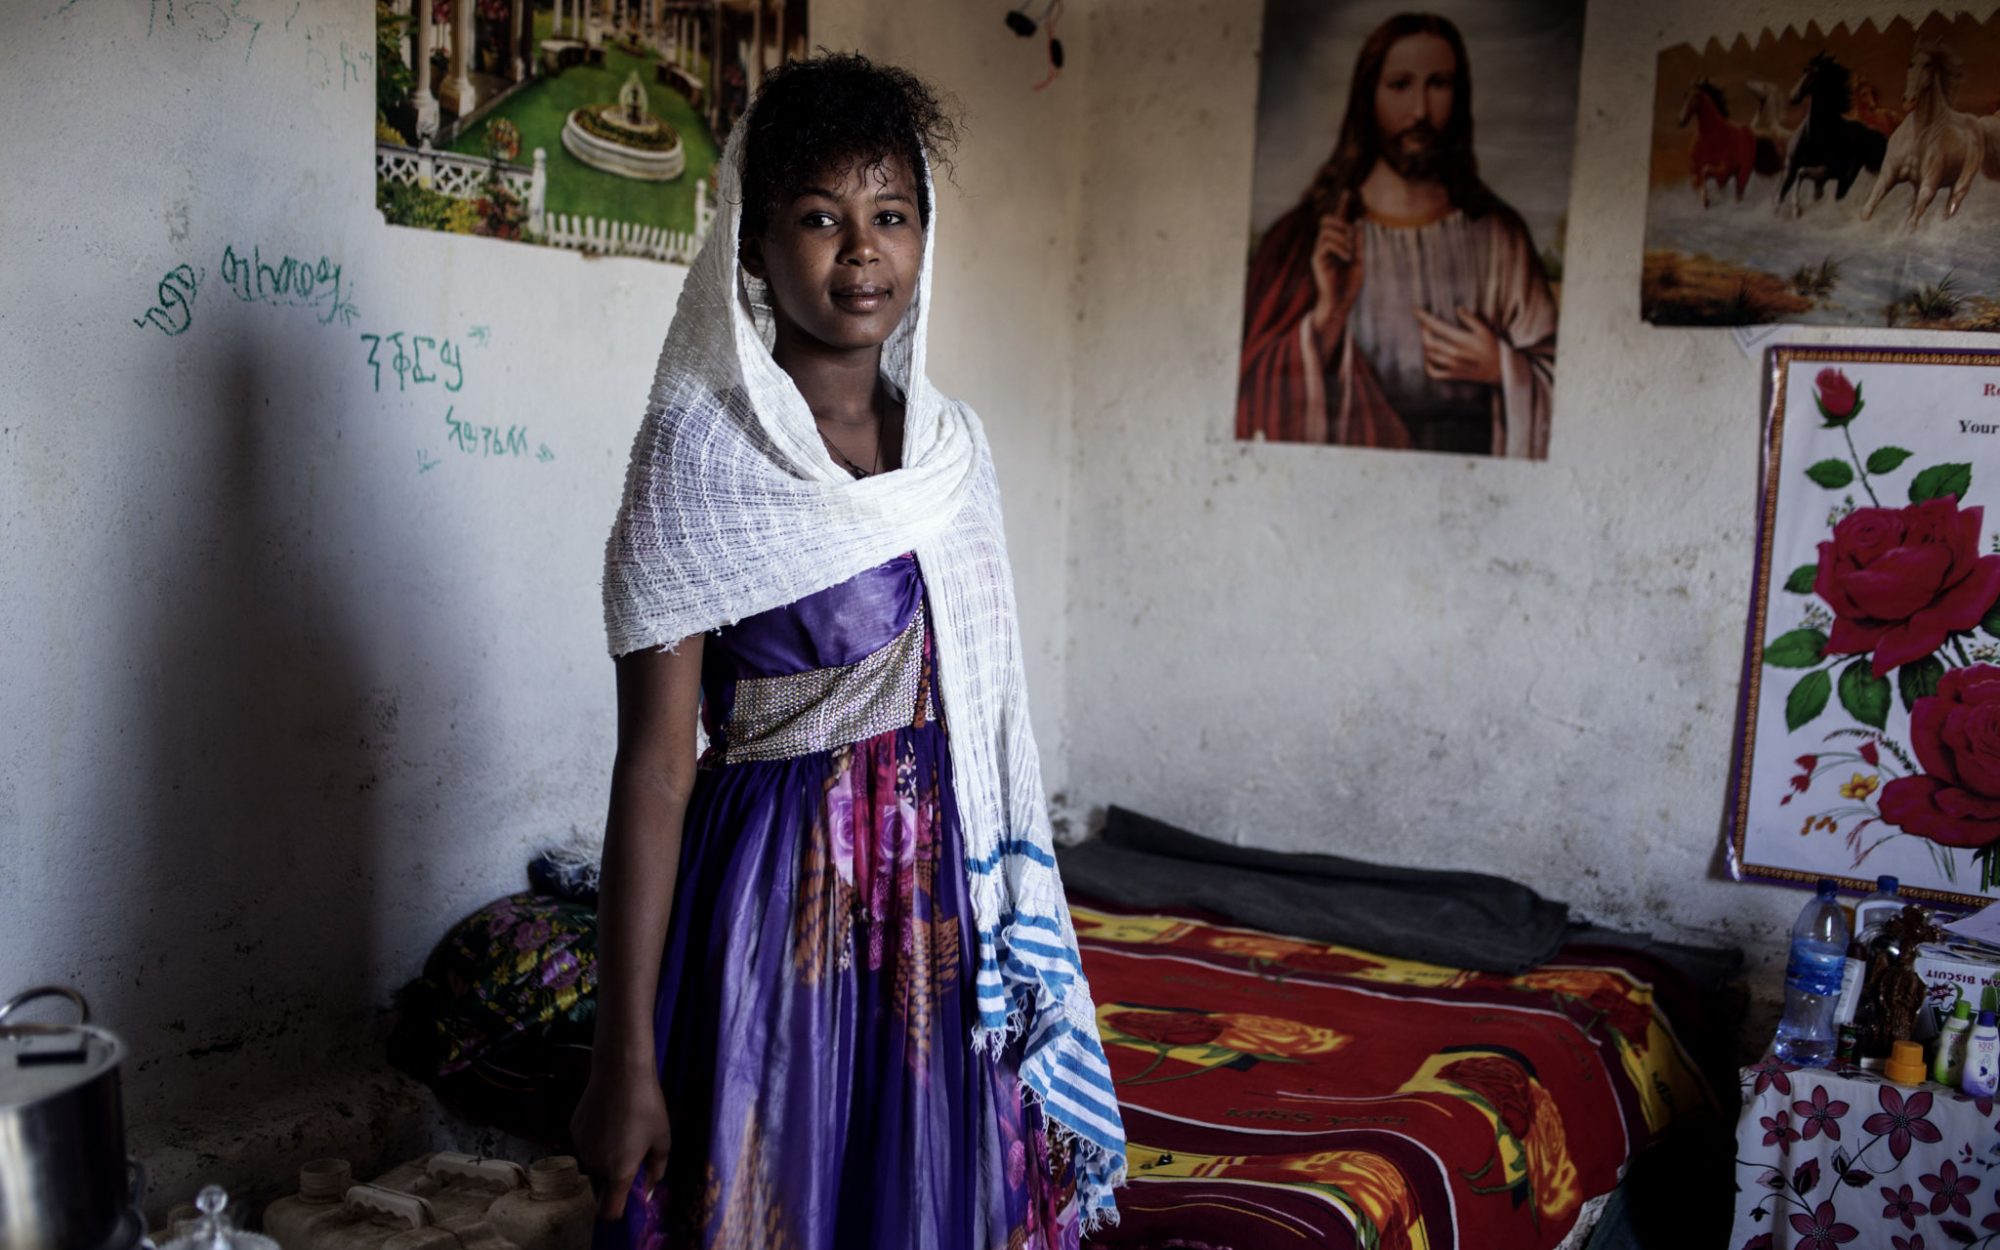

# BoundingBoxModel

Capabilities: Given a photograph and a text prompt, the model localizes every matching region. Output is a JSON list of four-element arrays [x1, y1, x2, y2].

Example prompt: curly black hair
[[736, 51, 960, 240]]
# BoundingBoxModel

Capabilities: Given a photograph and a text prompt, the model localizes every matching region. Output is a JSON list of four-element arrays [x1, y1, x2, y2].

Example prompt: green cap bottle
[[1936, 998, 1975, 1086]]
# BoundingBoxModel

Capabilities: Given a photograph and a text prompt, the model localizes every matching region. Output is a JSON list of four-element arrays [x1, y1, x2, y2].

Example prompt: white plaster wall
[[0, 0, 1075, 1124], [1059, 0, 2000, 1044]]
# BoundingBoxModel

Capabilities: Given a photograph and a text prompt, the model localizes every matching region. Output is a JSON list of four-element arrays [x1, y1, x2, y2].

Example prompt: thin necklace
[[822, 414, 882, 478], [826, 438, 877, 478]]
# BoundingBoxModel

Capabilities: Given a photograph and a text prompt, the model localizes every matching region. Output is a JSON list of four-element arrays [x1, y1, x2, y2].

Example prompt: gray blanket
[[1055, 806, 1571, 973]]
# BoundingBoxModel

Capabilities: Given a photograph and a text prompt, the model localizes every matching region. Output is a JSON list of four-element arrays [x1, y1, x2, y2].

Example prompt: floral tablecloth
[[1734, 1055, 2000, 1248]]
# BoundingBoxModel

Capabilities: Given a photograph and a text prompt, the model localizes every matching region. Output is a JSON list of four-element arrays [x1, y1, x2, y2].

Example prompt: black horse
[[1777, 52, 1889, 217]]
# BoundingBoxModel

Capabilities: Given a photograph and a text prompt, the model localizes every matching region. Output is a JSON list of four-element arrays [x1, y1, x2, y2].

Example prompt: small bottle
[[1774, 879, 1851, 1067], [1964, 1010, 2000, 1098], [1855, 875, 1902, 946], [1936, 1000, 1974, 1086], [1832, 937, 1868, 1028]]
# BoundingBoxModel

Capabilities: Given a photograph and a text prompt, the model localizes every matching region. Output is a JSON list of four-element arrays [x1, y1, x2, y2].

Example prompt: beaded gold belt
[[722, 602, 934, 763]]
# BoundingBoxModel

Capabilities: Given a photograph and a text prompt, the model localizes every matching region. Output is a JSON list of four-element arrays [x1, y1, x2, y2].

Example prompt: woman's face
[[743, 153, 923, 354]]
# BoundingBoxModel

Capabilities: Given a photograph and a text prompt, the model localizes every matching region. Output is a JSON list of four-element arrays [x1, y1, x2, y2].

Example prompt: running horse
[[1777, 52, 1888, 217], [1862, 41, 1984, 227], [1679, 79, 1759, 207]]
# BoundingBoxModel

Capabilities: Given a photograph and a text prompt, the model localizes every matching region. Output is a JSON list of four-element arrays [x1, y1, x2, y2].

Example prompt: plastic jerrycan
[[370, 1153, 529, 1225], [348, 1186, 480, 1250], [264, 1184, 459, 1250], [264, 1159, 357, 1248], [486, 1159, 596, 1250]]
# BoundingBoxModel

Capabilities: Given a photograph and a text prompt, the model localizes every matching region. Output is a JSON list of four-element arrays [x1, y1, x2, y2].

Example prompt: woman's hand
[[571, 1061, 672, 1219]]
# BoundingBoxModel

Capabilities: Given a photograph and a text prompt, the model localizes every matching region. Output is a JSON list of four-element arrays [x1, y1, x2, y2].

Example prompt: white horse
[[1979, 112, 2000, 180], [1861, 42, 1984, 226], [1746, 78, 1792, 149]]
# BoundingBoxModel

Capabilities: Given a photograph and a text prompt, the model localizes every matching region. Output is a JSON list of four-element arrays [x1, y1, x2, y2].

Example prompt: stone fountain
[[561, 69, 685, 181]]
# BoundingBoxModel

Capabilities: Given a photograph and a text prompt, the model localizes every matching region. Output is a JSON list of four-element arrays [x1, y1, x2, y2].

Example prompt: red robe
[[1236, 197, 1557, 457], [1237, 200, 1409, 448]]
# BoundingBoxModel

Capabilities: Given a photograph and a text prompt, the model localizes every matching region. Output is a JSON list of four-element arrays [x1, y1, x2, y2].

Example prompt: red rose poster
[[1730, 346, 2000, 907]]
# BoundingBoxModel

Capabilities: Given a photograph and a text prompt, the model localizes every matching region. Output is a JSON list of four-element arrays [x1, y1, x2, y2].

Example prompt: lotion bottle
[[1963, 1009, 2000, 1098], [1937, 1000, 1975, 1087], [1833, 937, 1867, 1029]]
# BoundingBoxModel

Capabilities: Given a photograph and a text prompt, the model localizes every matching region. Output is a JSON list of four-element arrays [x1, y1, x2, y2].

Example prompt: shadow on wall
[[73, 330, 459, 1125]]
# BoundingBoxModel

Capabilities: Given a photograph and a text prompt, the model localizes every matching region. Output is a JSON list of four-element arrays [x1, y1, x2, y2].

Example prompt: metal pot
[[0, 986, 142, 1250]]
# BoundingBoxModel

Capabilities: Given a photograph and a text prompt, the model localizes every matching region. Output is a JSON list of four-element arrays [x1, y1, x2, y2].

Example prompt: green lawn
[[448, 13, 717, 234]]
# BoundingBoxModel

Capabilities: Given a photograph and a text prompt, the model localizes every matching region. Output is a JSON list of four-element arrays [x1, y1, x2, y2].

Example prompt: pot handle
[[0, 985, 89, 1026]]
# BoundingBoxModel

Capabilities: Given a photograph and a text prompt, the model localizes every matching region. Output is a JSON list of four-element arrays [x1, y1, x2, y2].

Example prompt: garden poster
[[371, 0, 805, 266], [1644, 10, 2000, 329], [1731, 347, 2000, 908]]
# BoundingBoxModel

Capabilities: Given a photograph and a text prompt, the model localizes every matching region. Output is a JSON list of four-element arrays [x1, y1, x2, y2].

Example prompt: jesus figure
[[1237, 12, 1557, 458]]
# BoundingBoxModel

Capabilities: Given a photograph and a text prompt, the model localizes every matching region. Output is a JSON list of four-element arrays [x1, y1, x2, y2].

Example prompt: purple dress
[[596, 551, 1083, 1250]]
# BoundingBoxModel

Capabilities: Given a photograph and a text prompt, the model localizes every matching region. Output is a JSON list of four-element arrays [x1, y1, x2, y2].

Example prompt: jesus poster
[[1236, 1, 1584, 459]]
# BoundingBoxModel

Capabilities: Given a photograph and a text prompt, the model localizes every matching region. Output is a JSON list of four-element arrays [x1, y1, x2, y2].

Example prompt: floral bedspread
[[1732, 1058, 2000, 1249], [1069, 896, 1713, 1250]]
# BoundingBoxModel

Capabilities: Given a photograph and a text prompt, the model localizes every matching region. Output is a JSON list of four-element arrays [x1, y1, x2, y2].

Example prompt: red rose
[[1816, 368, 1860, 421], [1586, 986, 1652, 1044], [1880, 665, 2000, 847], [1107, 1009, 1223, 1047], [1816, 497, 2000, 676], [1439, 1055, 1535, 1139]]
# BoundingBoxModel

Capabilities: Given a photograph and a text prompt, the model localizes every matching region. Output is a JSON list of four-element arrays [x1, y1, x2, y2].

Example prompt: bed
[[1064, 810, 1737, 1250], [388, 810, 1736, 1248]]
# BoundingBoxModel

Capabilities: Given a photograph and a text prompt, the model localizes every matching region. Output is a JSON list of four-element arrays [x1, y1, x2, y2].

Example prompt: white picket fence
[[375, 139, 713, 265], [541, 213, 700, 264], [377, 140, 541, 206]]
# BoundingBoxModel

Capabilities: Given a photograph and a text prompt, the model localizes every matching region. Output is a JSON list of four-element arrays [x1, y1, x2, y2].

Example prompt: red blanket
[[1072, 897, 1713, 1250]]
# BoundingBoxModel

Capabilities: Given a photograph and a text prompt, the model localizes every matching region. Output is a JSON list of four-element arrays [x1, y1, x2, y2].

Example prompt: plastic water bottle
[[1774, 879, 1851, 1067], [1854, 875, 1902, 946]]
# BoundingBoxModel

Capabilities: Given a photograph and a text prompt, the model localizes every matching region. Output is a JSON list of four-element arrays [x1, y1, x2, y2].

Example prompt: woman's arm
[[571, 634, 705, 1218]]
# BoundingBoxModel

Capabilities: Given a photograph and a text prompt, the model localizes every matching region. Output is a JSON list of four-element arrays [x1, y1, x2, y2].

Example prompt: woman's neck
[[772, 323, 884, 428]]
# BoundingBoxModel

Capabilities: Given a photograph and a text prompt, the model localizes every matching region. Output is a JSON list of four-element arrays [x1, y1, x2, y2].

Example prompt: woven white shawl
[[601, 126, 1126, 1229]]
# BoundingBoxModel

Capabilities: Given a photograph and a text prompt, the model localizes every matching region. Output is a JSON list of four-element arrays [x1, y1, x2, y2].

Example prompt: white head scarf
[[602, 121, 1127, 1228]]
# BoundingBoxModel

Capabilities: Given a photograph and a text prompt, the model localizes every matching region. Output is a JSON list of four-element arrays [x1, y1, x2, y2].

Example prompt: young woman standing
[[575, 53, 1125, 1249]]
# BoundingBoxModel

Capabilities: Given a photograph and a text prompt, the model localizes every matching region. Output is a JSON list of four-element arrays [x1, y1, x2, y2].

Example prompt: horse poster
[[1729, 345, 2000, 909], [1236, 0, 1585, 459], [1645, 12, 2000, 329]]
